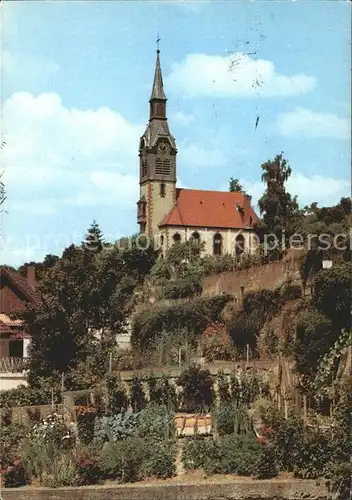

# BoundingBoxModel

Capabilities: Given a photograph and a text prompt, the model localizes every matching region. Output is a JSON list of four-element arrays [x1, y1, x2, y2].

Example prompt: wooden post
[[284, 399, 288, 419], [61, 373, 64, 408], [109, 352, 112, 372], [303, 394, 307, 424]]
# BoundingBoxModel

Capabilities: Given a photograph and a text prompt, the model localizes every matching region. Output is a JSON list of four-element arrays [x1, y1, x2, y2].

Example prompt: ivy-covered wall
[[202, 254, 302, 299]]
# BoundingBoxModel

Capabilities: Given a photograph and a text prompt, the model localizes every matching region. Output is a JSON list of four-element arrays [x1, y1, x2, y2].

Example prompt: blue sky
[[1, 0, 351, 266]]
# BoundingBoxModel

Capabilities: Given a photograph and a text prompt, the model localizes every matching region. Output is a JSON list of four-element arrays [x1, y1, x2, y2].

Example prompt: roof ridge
[[0, 267, 41, 304]]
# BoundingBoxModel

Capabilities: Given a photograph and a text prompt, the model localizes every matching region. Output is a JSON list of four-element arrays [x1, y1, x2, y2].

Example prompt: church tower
[[137, 50, 177, 237]]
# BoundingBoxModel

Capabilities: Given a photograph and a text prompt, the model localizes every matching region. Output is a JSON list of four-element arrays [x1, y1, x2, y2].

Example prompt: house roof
[[159, 188, 258, 229], [0, 267, 41, 305], [0, 313, 25, 337]]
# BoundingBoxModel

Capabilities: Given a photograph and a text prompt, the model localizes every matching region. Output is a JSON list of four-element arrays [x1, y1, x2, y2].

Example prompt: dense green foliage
[[177, 365, 213, 411], [313, 262, 351, 329], [131, 293, 232, 351], [294, 310, 339, 386], [182, 434, 263, 476], [228, 177, 245, 193], [258, 154, 300, 238], [14, 228, 158, 388], [228, 288, 282, 353]]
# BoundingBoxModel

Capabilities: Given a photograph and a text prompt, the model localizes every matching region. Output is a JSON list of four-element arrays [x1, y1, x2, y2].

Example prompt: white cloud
[[277, 107, 350, 140], [172, 111, 195, 126], [243, 173, 350, 208], [1, 92, 142, 215], [167, 53, 316, 98]]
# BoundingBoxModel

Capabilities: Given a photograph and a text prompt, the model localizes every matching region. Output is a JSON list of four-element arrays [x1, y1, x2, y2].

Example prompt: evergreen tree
[[83, 219, 104, 252], [229, 177, 244, 193]]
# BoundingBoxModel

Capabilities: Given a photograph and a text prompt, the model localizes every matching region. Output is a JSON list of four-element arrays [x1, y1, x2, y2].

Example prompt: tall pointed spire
[[150, 50, 166, 101]]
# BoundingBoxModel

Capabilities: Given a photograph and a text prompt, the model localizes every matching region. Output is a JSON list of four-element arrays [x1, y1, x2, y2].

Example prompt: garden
[[1, 365, 350, 499]]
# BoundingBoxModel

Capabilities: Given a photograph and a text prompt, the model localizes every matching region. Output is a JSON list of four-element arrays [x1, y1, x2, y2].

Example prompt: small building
[[137, 50, 259, 255], [0, 266, 40, 376]]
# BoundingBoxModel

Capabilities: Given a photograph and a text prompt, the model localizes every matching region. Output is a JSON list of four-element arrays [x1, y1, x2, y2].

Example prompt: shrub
[[105, 374, 129, 415], [211, 434, 260, 476], [131, 294, 232, 351], [216, 370, 231, 404], [293, 428, 331, 479], [0, 384, 61, 409], [214, 404, 236, 436], [40, 454, 77, 488], [0, 423, 27, 470], [2, 459, 28, 488], [162, 274, 202, 299], [130, 376, 147, 412], [280, 283, 302, 302], [182, 434, 261, 476], [148, 374, 177, 410], [199, 323, 234, 362], [182, 437, 219, 472], [75, 405, 96, 445], [31, 413, 76, 452], [257, 327, 279, 360], [100, 436, 147, 482], [294, 310, 340, 384], [254, 444, 279, 479], [136, 404, 175, 441], [75, 447, 102, 486], [262, 406, 304, 472], [177, 364, 213, 411], [21, 413, 76, 485], [94, 411, 139, 443], [143, 440, 176, 479]]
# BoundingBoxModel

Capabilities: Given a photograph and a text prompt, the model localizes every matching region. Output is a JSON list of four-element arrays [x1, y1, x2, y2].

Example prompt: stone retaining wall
[[1, 479, 328, 500]]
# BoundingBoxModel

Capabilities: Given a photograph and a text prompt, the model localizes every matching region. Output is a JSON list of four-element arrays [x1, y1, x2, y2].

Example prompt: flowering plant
[[198, 322, 234, 362], [31, 412, 76, 451]]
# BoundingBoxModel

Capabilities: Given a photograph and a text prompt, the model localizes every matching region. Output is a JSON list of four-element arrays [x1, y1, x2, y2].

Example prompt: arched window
[[235, 234, 245, 255], [173, 233, 181, 244], [213, 233, 222, 255], [160, 183, 166, 197], [160, 234, 164, 246]]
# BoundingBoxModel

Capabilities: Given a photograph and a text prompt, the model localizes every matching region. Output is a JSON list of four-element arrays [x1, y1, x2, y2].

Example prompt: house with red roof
[[137, 50, 258, 255], [0, 266, 40, 375]]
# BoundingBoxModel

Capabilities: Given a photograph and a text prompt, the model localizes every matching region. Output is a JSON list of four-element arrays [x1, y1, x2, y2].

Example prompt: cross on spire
[[156, 32, 161, 53]]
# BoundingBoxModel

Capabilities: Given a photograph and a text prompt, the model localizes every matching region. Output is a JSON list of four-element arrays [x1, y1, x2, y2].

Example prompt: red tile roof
[[159, 189, 258, 229], [0, 267, 41, 305]]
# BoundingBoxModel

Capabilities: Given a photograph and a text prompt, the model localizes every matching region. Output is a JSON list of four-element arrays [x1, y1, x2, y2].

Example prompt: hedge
[[131, 294, 232, 351]]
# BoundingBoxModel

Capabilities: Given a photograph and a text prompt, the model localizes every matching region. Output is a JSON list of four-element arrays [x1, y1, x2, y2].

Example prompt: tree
[[18, 254, 59, 280], [312, 263, 352, 330], [16, 242, 154, 387], [83, 219, 104, 252], [294, 310, 340, 385], [229, 177, 244, 193], [258, 153, 299, 238]]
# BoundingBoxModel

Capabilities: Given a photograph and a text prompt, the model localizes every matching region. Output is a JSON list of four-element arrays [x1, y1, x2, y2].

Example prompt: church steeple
[[137, 48, 177, 236], [150, 50, 166, 100], [149, 50, 167, 120]]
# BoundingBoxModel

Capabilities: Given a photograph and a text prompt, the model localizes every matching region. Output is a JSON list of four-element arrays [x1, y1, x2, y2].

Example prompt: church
[[137, 50, 259, 256]]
